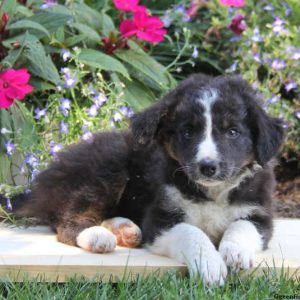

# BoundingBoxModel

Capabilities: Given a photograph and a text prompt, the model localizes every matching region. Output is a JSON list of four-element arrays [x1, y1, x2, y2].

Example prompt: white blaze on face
[[196, 89, 219, 162]]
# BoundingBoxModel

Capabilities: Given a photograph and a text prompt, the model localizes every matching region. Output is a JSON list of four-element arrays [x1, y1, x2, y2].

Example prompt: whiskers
[[173, 165, 191, 177]]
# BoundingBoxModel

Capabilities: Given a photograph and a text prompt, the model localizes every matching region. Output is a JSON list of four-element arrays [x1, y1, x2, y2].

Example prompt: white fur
[[219, 220, 263, 271], [196, 89, 218, 162], [101, 217, 133, 228], [76, 226, 116, 253], [148, 223, 227, 285], [165, 185, 261, 245]]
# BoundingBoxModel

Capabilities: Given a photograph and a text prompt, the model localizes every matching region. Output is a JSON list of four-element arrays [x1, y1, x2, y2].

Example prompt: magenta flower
[[228, 14, 246, 35], [120, 7, 167, 43], [0, 69, 33, 109], [219, 0, 245, 7], [113, 0, 139, 12]]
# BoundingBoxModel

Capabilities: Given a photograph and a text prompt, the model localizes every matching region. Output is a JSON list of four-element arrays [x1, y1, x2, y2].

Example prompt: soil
[[274, 154, 300, 218]]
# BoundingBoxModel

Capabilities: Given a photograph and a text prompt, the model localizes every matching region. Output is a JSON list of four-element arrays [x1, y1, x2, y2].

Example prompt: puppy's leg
[[147, 223, 227, 285], [219, 218, 268, 272], [57, 219, 116, 253], [101, 217, 142, 248]]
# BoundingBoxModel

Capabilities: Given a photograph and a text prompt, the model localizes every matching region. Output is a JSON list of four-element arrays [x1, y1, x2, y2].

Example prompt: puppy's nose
[[199, 159, 218, 177]]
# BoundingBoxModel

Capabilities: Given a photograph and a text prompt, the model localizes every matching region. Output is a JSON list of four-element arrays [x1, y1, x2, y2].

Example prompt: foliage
[[0, 0, 299, 194]]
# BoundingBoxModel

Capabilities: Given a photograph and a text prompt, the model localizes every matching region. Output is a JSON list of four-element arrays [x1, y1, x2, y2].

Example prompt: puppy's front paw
[[190, 250, 227, 286], [76, 226, 117, 253], [219, 241, 254, 272], [101, 217, 142, 248]]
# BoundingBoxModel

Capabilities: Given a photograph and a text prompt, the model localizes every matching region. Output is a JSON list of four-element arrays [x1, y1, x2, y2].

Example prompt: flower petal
[[0, 91, 14, 108], [120, 20, 138, 36]]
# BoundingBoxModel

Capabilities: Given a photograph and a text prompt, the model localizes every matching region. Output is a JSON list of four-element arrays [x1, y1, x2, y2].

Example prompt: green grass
[[0, 270, 299, 300]]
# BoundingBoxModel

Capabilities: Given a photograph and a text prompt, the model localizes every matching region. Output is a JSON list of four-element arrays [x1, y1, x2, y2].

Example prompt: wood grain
[[0, 219, 299, 282]]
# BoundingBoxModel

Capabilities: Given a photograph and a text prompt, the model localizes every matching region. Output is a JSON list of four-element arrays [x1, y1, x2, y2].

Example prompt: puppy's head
[[131, 74, 285, 186]]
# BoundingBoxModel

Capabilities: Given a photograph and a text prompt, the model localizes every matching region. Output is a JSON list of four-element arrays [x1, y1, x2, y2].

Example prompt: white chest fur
[[164, 185, 259, 245]]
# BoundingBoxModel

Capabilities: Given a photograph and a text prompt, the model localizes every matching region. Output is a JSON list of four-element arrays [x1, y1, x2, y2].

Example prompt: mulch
[[274, 177, 300, 218]]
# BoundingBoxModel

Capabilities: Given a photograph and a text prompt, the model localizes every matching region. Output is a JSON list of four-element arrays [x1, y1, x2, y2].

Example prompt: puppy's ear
[[252, 105, 285, 166], [131, 73, 211, 147], [130, 101, 168, 147]]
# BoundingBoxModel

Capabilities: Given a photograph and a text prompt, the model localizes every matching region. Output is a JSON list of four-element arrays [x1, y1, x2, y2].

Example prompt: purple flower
[[61, 49, 71, 62], [59, 121, 69, 134], [253, 53, 261, 63], [93, 93, 107, 108], [251, 28, 263, 42], [263, 4, 274, 11], [81, 131, 93, 142], [86, 105, 98, 117], [228, 61, 238, 72], [267, 95, 280, 105], [60, 98, 71, 117], [272, 17, 285, 35], [228, 14, 246, 35], [285, 81, 298, 92], [120, 106, 134, 118], [40, 0, 57, 9], [6, 198, 12, 211], [24, 154, 39, 168], [282, 2, 292, 17], [1, 127, 11, 134], [64, 77, 77, 88], [291, 50, 300, 60], [50, 141, 63, 156], [87, 85, 97, 96], [295, 111, 300, 119], [192, 46, 199, 59], [34, 107, 47, 119], [162, 11, 173, 27], [113, 112, 123, 122], [61, 68, 77, 88], [271, 59, 286, 70], [5, 140, 15, 155]]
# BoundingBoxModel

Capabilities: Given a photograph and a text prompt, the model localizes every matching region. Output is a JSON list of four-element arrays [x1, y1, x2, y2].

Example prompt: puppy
[[5, 74, 284, 285]]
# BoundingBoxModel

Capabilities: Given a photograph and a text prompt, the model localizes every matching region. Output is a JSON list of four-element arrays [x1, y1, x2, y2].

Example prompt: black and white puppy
[[8, 74, 284, 285]]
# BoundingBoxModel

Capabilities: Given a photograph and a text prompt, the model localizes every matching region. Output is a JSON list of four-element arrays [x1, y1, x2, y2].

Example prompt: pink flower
[[113, 0, 139, 12], [219, 0, 245, 7], [120, 7, 167, 43], [0, 68, 33, 109], [228, 14, 246, 35]]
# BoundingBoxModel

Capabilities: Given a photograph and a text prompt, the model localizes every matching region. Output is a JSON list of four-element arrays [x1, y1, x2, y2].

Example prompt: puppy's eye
[[226, 128, 240, 138], [182, 127, 194, 139]]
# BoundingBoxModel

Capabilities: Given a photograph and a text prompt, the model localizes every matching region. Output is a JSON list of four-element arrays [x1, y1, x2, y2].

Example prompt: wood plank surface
[[0, 219, 299, 281]]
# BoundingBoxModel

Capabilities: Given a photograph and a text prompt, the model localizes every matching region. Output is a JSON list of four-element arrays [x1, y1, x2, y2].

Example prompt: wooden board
[[0, 219, 299, 282]]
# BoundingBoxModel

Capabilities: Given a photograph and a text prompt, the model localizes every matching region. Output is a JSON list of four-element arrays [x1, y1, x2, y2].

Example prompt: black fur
[[6, 74, 284, 252]]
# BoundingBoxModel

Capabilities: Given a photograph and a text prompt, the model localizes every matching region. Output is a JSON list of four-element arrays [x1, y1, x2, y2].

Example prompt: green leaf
[[16, 5, 34, 17], [73, 3, 103, 30], [100, 13, 116, 36], [12, 103, 38, 150], [29, 77, 56, 91], [78, 48, 130, 78], [21, 33, 61, 85], [122, 79, 156, 111], [27, 10, 72, 38], [7, 20, 51, 38], [64, 34, 86, 47], [0, 0, 17, 16], [70, 23, 101, 42], [1, 45, 25, 68], [115, 41, 176, 92]]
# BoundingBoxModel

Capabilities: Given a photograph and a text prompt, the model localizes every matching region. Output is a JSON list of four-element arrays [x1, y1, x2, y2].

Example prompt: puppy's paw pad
[[191, 250, 227, 286], [76, 226, 116, 253], [219, 241, 254, 272], [101, 217, 142, 248]]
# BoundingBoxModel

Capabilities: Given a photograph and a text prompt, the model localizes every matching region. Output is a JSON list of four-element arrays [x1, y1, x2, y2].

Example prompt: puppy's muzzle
[[199, 158, 219, 178]]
